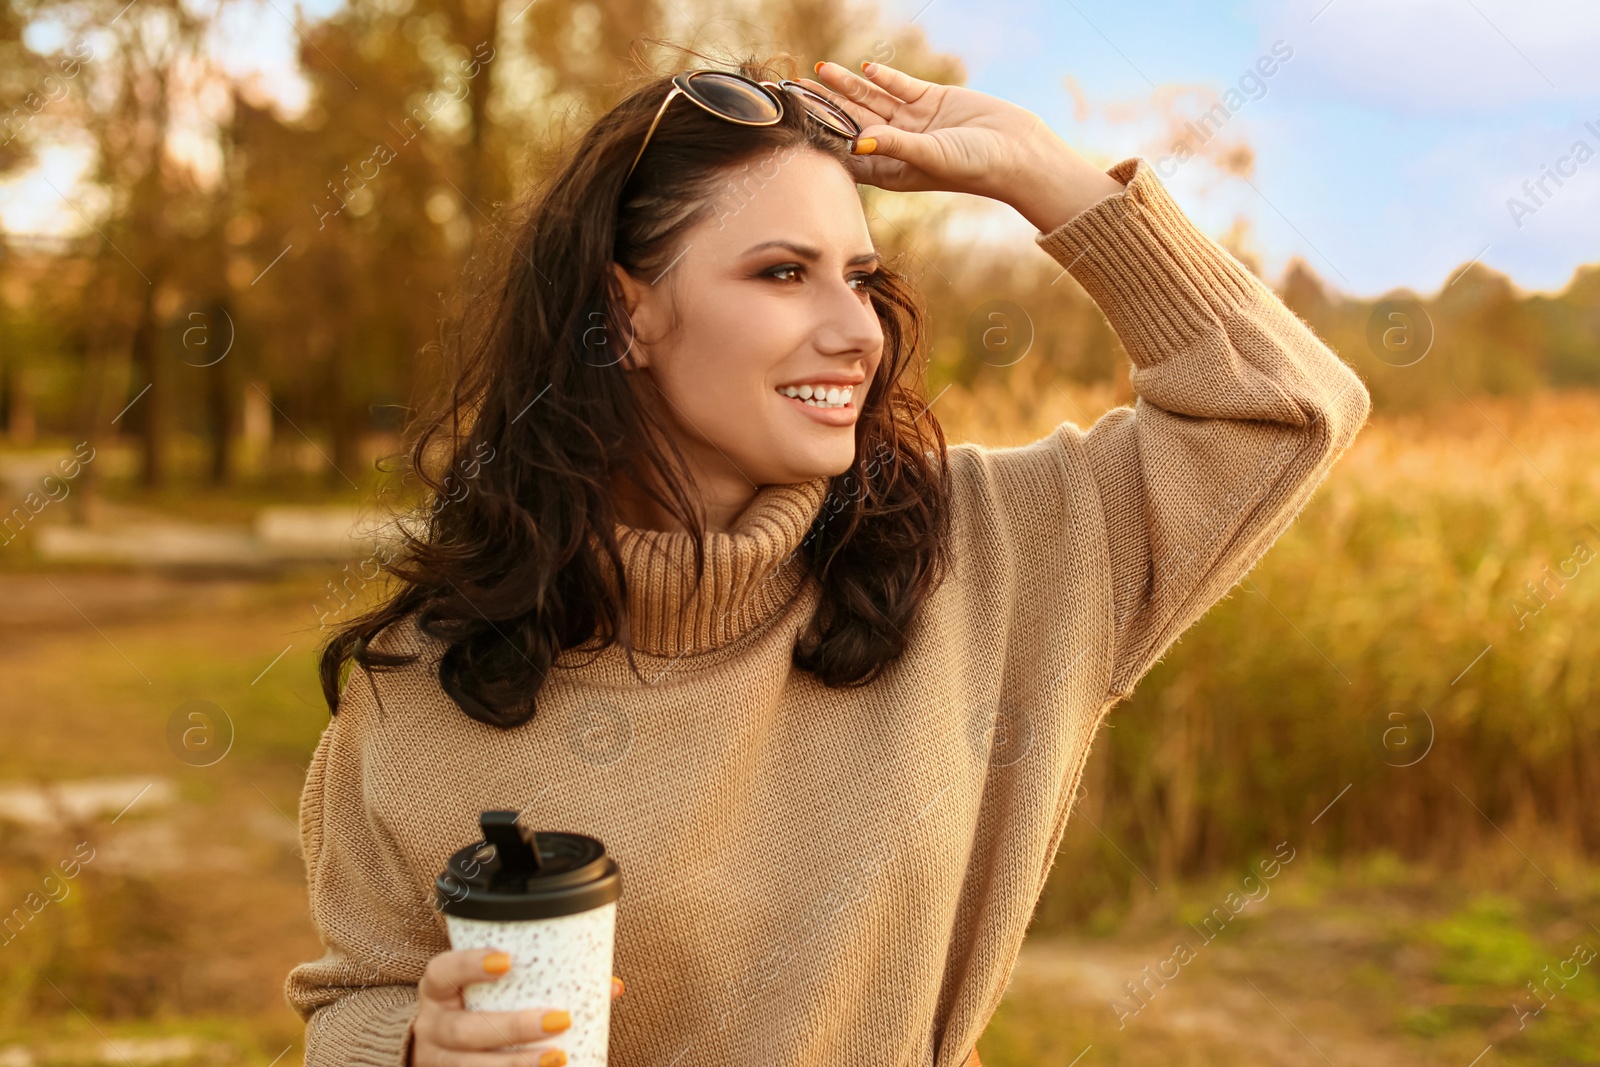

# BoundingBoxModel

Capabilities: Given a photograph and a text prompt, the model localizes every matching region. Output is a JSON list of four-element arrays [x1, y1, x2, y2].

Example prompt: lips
[[773, 373, 865, 387]]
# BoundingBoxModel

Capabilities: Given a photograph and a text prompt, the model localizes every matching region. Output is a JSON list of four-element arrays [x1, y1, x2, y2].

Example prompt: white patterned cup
[[437, 811, 622, 1065]]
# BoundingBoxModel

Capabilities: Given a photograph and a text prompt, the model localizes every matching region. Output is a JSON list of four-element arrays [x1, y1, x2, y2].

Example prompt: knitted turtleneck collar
[[605, 475, 832, 658]]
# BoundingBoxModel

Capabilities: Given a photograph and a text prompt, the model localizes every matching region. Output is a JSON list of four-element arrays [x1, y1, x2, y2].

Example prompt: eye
[[760, 263, 882, 291]]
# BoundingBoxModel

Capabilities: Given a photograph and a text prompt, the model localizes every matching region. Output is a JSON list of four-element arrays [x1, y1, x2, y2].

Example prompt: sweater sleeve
[[1019, 155, 1370, 700], [284, 666, 439, 1066]]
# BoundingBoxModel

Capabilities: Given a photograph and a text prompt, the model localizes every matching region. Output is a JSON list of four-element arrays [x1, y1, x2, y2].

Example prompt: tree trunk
[[205, 296, 235, 485], [131, 280, 163, 489]]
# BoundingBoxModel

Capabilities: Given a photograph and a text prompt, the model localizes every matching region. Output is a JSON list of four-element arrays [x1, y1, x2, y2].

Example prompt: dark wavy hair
[[318, 50, 954, 728]]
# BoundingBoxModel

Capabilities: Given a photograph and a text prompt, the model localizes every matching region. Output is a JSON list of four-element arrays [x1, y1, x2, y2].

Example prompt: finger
[[464, 1050, 572, 1067], [811, 61, 905, 122], [431, 1004, 573, 1052], [794, 74, 888, 133], [790, 77, 889, 150], [419, 948, 513, 1008], [799, 75, 887, 143], [857, 59, 939, 105], [612, 975, 625, 1000], [849, 120, 942, 178], [430, 1038, 573, 1067]]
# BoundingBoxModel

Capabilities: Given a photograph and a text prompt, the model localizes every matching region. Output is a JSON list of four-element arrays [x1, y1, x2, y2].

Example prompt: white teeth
[[778, 384, 855, 408]]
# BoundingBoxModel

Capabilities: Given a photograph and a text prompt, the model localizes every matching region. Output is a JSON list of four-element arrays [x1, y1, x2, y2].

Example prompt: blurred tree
[[0, 0, 1596, 508]]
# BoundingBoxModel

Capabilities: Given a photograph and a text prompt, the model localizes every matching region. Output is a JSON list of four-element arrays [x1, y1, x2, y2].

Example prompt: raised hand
[[800, 59, 1126, 233]]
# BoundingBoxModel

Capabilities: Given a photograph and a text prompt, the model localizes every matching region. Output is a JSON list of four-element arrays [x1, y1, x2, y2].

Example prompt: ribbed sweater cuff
[[1034, 156, 1263, 368], [306, 986, 420, 1067]]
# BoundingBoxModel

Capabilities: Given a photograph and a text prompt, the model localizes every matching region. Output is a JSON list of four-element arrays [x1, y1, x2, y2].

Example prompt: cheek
[[645, 319, 758, 448], [668, 292, 797, 399]]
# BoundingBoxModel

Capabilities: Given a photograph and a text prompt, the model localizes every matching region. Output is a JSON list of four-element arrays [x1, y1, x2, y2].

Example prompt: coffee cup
[[437, 810, 622, 1063]]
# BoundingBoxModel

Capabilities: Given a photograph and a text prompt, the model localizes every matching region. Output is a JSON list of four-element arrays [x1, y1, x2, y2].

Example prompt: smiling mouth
[[774, 383, 855, 409]]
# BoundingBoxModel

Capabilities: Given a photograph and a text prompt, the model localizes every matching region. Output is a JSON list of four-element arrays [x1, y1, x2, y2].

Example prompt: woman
[[285, 52, 1369, 1067]]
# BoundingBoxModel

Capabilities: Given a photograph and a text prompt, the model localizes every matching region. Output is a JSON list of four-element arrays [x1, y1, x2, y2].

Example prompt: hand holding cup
[[409, 948, 624, 1066]]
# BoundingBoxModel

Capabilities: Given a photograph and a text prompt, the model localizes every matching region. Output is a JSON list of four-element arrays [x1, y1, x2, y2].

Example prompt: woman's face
[[614, 148, 884, 510]]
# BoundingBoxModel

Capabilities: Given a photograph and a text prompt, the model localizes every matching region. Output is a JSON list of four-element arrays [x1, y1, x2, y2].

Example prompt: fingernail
[[541, 1009, 571, 1033], [538, 1051, 567, 1067], [852, 137, 877, 155], [613, 976, 625, 996], [814, 60, 825, 73], [861, 61, 875, 74], [483, 951, 511, 975]]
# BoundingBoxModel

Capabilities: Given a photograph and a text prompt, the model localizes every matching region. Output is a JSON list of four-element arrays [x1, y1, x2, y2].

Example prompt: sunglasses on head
[[623, 70, 862, 186]]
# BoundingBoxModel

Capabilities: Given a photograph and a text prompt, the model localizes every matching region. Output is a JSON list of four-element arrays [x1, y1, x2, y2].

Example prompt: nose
[[813, 274, 882, 358]]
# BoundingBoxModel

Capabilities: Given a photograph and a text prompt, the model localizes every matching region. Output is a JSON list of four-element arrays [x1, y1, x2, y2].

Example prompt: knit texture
[[285, 155, 1371, 1066]]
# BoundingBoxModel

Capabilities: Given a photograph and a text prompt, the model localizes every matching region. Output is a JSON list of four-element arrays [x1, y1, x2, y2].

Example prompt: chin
[[756, 444, 854, 485]]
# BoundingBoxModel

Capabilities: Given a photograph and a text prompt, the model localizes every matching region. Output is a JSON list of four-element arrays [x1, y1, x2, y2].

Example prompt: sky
[[883, 0, 1600, 297], [3, 0, 1597, 299]]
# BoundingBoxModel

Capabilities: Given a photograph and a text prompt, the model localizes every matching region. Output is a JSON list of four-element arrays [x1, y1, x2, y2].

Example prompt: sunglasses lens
[[685, 72, 783, 122], [785, 84, 859, 137]]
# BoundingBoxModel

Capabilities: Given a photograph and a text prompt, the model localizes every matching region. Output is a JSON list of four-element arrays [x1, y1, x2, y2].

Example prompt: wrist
[[1007, 142, 1129, 235]]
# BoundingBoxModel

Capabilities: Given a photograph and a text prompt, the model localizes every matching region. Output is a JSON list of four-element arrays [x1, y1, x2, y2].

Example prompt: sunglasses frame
[[622, 70, 862, 187]]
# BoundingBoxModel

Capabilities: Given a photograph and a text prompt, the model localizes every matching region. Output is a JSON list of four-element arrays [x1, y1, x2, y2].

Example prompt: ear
[[608, 261, 656, 370]]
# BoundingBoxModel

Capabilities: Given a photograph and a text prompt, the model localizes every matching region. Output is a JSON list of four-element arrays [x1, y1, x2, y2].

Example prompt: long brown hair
[[318, 51, 953, 728]]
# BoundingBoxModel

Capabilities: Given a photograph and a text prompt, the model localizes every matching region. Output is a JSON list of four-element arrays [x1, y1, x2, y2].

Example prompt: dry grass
[[1, 390, 1596, 1064]]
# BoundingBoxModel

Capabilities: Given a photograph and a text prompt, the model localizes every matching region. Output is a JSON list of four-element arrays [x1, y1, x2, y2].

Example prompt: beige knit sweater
[[285, 155, 1370, 1066]]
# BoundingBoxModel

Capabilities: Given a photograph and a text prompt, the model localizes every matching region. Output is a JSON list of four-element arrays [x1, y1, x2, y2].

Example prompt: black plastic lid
[[436, 810, 622, 921]]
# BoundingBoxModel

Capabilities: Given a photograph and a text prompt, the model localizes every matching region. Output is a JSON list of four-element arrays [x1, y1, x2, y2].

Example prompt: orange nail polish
[[814, 60, 825, 73], [861, 61, 875, 74], [852, 137, 877, 155], [541, 1009, 571, 1033], [613, 976, 626, 996], [483, 951, 511, 975], [538, 1051, 567, 1067]]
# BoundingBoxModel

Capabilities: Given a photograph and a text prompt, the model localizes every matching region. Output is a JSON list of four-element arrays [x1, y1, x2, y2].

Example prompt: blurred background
[[1, 0, 1597, 1063]]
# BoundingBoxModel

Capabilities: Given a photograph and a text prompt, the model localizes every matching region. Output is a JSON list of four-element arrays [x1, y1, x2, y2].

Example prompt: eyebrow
[[741, 239, 881, 267]]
